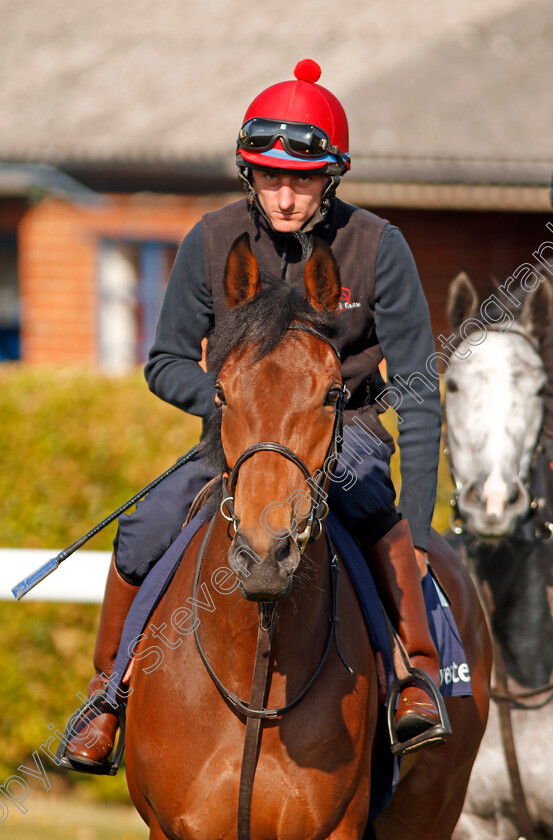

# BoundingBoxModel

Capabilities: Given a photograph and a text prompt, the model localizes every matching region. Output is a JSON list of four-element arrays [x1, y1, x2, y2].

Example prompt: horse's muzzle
[[457, 476, 529, 540], [228, 530, 301, 601]]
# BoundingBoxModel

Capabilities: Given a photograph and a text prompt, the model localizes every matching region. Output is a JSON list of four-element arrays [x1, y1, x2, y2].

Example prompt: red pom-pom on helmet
[[236, 60, 350, 175], [294, 59, 321, 84]]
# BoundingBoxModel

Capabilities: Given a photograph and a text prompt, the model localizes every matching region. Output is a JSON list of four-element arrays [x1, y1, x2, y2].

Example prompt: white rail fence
[[0, 549, 111, 602]]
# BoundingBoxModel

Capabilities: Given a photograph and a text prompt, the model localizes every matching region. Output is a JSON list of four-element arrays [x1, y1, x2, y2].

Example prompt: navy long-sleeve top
[[145, 198, 441, 550]]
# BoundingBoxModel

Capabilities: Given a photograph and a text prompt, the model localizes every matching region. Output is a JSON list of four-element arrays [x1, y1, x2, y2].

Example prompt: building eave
[[338, 180, 552, 212], [0, 162, 104, 203]]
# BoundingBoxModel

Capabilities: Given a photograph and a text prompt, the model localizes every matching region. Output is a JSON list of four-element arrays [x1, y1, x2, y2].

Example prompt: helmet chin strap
[[237, 167, 258, 218], [237, 168, 339, 230], [314, 175, 339, 225]]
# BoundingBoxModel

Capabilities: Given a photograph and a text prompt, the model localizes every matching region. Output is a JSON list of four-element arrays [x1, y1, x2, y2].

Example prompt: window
[[97, 240, 177, 372], [0, 235, 19, 361]]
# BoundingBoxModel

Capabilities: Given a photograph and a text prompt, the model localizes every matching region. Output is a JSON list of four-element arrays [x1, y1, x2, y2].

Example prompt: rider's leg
[[63, 451, 217, 770], [114, 450, 218, 585], [358, 517, 443, 743], [64, 554, 139, 767], [328, 426, 445, 751]]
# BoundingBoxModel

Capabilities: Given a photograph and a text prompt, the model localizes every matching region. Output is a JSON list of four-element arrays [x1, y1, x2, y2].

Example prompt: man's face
[[252, 170, 327, 233]]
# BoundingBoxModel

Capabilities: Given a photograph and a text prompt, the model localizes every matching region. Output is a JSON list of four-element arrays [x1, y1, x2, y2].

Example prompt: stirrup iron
[[387, 667, 452, 756], [55, 692, 126, 776]]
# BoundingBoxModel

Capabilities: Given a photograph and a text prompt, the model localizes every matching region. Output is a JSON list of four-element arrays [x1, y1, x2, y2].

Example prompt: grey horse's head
[[444, 270, 552, 540]]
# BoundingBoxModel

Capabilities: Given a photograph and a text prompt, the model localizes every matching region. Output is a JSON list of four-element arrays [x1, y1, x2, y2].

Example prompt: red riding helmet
[[236, 59, 350, 176]]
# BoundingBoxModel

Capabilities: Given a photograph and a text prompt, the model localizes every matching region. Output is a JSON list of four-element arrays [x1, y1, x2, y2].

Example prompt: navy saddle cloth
[[107, 507, 471, 822]]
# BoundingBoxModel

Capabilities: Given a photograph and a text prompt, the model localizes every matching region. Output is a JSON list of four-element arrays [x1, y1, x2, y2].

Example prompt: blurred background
[[1, 0, 552, 836]]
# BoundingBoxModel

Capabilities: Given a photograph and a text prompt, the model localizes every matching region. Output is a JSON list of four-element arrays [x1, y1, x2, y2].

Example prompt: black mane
[[206, 285, 340, 375]]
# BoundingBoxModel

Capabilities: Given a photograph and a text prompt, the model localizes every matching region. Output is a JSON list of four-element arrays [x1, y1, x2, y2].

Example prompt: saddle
[[184, 475, 221, 526]]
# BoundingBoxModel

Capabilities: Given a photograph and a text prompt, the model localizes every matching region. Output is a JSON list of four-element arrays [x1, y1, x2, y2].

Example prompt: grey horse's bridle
[[444, 322, 553, 540]]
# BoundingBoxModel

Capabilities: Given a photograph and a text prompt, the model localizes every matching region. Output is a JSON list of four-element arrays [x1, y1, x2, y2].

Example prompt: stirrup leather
[[55, 692, 126, 776], [387, 667, 452, 756]]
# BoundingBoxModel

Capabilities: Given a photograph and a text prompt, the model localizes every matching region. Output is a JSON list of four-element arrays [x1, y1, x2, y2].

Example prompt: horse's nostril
[[276, 542, 290, 565], [508, 486, 520, 505], [465, 485, 480, 505], [275, 538, 300, 576]]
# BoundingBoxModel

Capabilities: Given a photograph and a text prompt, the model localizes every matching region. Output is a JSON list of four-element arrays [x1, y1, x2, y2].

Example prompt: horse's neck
[[472, 535, 553, 687]]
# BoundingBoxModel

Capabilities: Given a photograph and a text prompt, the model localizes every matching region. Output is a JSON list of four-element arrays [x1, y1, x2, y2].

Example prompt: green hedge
[[0, 365, 202, 799], [0, 366, 202, 550], [0, 365, 452, 800]]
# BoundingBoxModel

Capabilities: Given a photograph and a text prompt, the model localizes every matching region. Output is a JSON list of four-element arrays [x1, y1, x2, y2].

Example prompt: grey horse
[[442, 271, 553, 840]]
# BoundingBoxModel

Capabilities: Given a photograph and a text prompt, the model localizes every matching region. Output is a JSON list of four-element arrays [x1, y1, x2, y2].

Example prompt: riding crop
[[11, 444, 200, 601]]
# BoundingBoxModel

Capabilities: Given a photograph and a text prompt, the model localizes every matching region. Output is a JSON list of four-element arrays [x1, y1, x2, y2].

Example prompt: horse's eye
[[325, 387, 342, 405], [214, 384, 226, 406]]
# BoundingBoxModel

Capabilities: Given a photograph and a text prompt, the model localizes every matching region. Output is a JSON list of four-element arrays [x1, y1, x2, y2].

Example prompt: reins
[[187, 319, 354, 838], [191, 516, 351, 840], [458, 538, 553, 712], [190, 518, 350, 720], [459, 539, 552, 840], [491, 682, 553, 711], [444, 321, 553, 840]]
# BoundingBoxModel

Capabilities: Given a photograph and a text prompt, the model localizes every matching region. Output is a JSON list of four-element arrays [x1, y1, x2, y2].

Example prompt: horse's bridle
[[219, 326, 348, 551], [445, 452, 542, 538], [447, 447, 553, 542], [444, 322, 553, 540]]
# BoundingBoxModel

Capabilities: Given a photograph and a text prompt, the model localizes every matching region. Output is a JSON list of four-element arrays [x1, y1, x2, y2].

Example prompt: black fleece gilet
[[145, 197, 441, 549], [202, 197, 391, 447]]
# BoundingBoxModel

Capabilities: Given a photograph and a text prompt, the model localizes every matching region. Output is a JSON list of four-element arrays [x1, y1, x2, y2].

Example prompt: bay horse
[[443, 271, 553, 839], [124, 235, 491, 840]]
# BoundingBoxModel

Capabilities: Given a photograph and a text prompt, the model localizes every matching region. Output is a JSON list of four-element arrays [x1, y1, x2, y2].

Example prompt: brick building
[[1, 0, 552, 367], [3, 181, 233, 369]]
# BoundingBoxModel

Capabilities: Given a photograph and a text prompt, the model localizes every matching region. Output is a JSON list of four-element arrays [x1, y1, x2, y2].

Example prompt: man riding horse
[[63, 59, 449, 770]]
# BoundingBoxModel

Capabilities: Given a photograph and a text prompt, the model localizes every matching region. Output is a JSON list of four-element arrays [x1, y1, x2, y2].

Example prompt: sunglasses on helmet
[[237, 118, 345, 161]]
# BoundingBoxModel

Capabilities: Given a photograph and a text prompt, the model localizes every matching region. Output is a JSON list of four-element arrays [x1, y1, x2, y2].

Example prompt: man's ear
[[223, 233, 262, 308], [303, 237, 341, 312]]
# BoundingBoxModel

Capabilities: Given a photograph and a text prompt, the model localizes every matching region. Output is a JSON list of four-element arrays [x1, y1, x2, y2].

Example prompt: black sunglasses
[[237, 118, 343, 160]]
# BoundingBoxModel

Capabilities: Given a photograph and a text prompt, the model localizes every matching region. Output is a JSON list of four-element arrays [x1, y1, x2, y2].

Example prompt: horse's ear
[[303, 237, 341, 312], [224, 233, 262, 308], [447, 271, 479, 328], [518, 270, 553, 340]]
